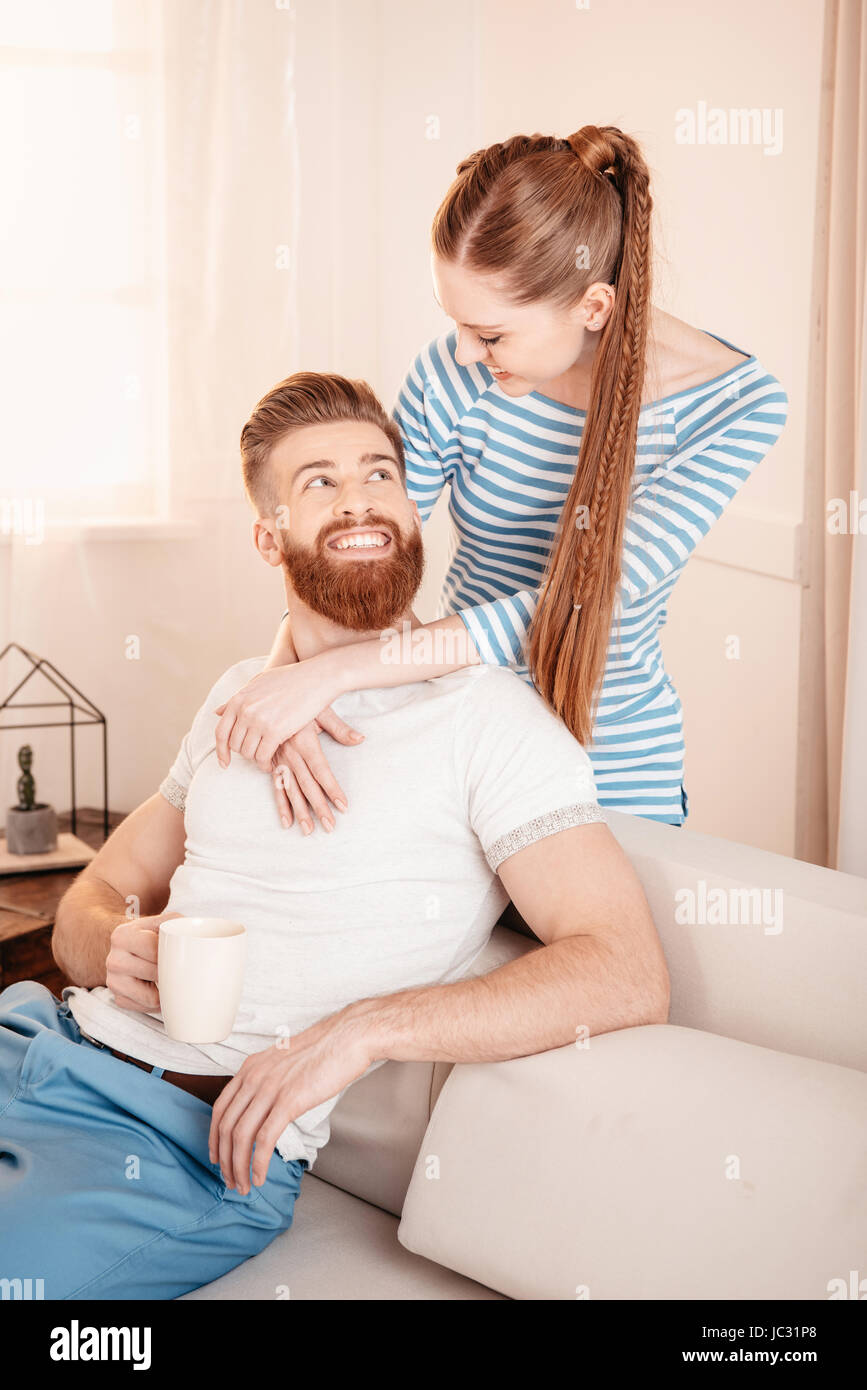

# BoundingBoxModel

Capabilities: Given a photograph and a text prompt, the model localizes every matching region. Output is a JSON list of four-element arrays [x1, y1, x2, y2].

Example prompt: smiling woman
[[218, 124, 788, 836]]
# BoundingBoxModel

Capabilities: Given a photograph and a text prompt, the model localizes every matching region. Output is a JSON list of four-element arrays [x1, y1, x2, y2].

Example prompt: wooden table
[[0, 809, 124, 994]]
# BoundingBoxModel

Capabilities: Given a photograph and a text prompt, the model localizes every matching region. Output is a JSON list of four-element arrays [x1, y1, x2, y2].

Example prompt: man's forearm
[[348, 934, 669, 1067], [52, 874, 127, 988]]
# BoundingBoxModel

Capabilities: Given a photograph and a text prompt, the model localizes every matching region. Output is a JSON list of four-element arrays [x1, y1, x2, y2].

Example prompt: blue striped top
[[392, 328, 789, 824]]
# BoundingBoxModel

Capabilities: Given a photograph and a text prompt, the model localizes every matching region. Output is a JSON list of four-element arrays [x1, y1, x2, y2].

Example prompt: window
[[0, 0, 168, 526]]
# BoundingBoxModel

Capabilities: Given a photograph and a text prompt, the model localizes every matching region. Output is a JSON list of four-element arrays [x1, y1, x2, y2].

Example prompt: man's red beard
[[281, 514, 425, 632]]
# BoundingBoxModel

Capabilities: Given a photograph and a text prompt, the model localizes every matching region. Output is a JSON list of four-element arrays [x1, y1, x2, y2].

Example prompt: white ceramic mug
[[158, 917, 247, 1044]]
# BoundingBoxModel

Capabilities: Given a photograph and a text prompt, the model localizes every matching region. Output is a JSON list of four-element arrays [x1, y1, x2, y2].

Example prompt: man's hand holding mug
[[105, 911, 182, 1013]]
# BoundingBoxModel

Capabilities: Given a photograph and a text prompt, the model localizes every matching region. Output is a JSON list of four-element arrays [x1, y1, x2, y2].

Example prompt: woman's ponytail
[[432, 123, 654, 745]]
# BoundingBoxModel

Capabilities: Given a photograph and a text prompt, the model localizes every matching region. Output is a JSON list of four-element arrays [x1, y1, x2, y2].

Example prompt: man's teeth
[[332, 532, 389, 550]]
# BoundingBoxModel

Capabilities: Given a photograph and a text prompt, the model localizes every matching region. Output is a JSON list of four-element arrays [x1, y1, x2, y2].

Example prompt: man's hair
[[240, 371, 406, 515]]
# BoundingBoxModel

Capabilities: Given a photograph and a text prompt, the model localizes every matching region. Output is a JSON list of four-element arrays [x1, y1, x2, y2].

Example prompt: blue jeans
[[0, 980, 307, 1300]]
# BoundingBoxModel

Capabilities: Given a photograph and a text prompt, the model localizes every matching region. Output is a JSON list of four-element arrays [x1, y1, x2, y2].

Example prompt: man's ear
[[409, 500, 422, 534], [252, 517, 285, 569]]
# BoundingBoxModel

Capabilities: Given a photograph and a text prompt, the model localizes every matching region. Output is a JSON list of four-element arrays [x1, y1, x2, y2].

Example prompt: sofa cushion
[[181, 1172, 504, 1300], [397, 1023, 867, 1300]]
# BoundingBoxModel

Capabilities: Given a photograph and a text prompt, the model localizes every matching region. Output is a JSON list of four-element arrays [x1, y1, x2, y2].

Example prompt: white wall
[[1, 0, 824, 861], [316, 0, 821, 855]]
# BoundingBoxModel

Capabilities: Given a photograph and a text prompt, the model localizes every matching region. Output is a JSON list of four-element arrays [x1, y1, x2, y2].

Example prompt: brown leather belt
[[108, 1047, 231, 1106]]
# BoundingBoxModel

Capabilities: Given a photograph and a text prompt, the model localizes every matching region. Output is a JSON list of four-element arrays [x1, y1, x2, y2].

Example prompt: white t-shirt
[[66, 659, 603, 1169]]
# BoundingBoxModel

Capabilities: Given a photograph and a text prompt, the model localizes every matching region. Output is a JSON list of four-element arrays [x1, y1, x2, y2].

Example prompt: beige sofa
[[182, 810, 867, 1301]]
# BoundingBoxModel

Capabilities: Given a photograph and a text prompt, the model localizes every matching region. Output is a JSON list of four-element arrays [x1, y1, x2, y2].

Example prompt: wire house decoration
[[0, 642, 109, 841]]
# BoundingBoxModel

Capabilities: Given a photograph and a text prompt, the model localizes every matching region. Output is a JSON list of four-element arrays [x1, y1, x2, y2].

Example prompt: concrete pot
[[5, 803, 58, 855]]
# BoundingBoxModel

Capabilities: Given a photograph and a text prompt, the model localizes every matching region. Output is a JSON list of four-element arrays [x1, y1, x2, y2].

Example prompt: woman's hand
[[213, 651, 349, 771], [270, 711, 364, 834]]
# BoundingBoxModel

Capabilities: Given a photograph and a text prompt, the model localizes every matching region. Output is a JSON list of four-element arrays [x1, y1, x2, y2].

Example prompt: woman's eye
[[369, 469, 392, 481], [305, 475, 334, 488], [478, 334, 501, 347]]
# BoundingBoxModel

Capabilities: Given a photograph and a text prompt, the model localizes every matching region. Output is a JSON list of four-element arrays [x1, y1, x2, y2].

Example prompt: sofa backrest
[[317, 810, 867, 1217], [604, 809, 867, 1072], [473, 811, 867, 1069]]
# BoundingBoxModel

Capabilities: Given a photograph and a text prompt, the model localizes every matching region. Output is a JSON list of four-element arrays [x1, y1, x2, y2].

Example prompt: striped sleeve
[[392, 348, 455, 524], [457, 587, 541, 666], [393, 340, 542, 665], [621, 369, 789, 593]]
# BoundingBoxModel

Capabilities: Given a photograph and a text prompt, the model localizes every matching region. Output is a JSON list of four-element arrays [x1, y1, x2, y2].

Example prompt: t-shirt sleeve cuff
[[484, 802, 606, 872], [159, 774, 187, 812]]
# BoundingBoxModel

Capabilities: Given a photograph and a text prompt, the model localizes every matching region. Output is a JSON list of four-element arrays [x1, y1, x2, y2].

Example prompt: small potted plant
[[5, 744, 58, 854]]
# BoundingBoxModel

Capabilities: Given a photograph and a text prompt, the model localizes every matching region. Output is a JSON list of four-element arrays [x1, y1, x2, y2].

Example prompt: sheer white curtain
[[798, 0, 867, 872], [837, 282, 867, 876], [0, 0, 301, 815], [829, 0, 866, 875], [0, 0, 167, 524], [0, 0, 299, 529], [160, 0, 299, 512]]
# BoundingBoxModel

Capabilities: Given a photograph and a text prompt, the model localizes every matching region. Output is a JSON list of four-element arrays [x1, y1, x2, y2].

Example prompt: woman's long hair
[[431, 125, 653, 746]]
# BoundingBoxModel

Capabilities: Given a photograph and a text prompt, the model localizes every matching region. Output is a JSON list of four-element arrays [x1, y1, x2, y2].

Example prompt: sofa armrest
[[397, 1023, 867, 1300]]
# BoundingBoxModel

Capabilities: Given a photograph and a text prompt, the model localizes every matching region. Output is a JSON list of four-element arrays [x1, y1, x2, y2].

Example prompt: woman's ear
[[577, 281, 616, 332]]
